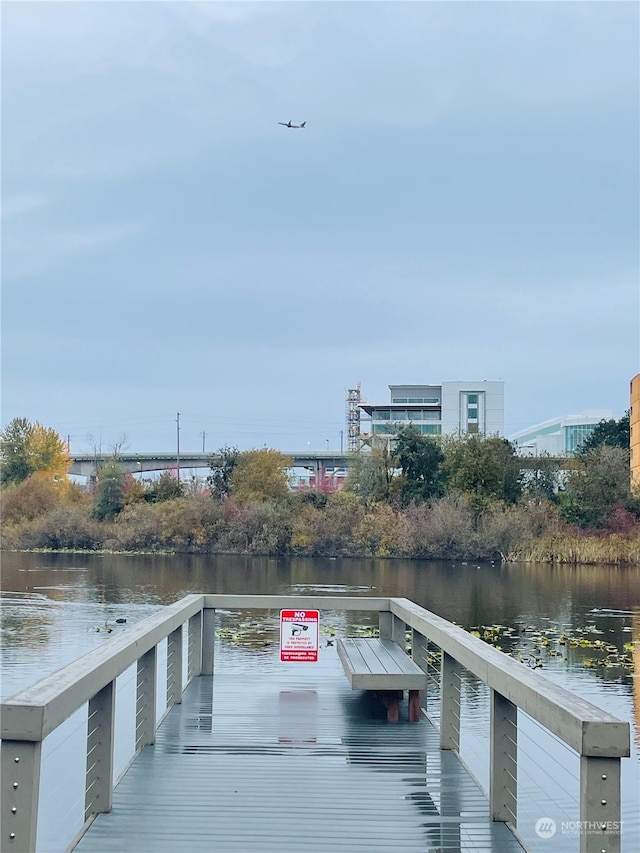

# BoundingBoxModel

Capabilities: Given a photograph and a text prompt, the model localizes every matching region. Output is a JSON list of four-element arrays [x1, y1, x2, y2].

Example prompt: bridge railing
[[1, 595, 630, 853]]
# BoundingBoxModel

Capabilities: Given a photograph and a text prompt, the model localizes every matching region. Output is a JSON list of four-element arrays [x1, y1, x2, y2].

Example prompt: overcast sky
[[2, 1, 638, 454]]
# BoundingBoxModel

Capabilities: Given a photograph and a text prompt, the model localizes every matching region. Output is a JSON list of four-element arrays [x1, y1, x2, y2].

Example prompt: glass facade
[[564, 424, 597, 455], [392, 397, 439, 404]]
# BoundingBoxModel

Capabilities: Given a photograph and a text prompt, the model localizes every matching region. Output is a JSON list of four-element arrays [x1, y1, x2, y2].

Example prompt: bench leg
[[408, 690, 421, 722], [375, 690, 402, 723]]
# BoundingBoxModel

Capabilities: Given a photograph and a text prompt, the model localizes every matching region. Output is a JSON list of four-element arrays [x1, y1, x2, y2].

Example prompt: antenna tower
[[346, 383, 362, 452]]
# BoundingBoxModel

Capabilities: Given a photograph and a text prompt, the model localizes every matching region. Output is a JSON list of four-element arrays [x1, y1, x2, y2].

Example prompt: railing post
[[378, 610, 392, 639], [390, 614, 405, 647], [136, 646, 157, 750], [187, 611, 203, 682], [379, 611, 404, 646], [580, 756, 622, 853], [167, 626, 183, 707], [411, 630, 428, 708], [1, 740, 42, 853], [490, 689, 517, 825], [440, 652, 460, 751], [85, 680, 115, 820], [201, 608, 216, 676]]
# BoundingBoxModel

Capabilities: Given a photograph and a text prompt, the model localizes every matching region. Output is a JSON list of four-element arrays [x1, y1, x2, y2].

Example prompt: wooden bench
[[336, 637, 427, 722]]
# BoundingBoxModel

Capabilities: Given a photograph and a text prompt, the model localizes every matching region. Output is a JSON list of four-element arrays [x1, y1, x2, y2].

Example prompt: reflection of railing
[[1, 595, 630, 853]]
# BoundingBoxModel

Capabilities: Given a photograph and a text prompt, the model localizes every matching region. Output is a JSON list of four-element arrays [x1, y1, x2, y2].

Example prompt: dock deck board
[[74, 644, 524, 852]]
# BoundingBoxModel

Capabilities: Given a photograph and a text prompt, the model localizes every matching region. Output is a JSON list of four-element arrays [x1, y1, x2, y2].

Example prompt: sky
[[2, 0, 639, 455]]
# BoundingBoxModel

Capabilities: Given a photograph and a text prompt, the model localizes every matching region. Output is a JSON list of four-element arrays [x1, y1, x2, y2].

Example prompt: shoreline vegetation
[[1, 418, 638, 566]]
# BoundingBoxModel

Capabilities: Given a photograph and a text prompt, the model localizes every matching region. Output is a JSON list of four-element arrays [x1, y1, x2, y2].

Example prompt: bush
[[352, 503, 404, 556], [308, 491, 365, 555], [22, 507, 103, 550], [400, 494, 480, 559], [112, 503, 163, 550], [216, 499, 293, 554], [1, 474, 61, 524], [154, 495, 223, 552]]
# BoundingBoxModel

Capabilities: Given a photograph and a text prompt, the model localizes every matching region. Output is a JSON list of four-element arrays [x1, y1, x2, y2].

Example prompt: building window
[[374, 410, 390, 420], [467, 423, 479, 434], [468, 394, 478, 404], [420, 424, 442, 435], [468, 407, 478, 419], [392, 397, 440, 404], [391, 411, 408, 420]]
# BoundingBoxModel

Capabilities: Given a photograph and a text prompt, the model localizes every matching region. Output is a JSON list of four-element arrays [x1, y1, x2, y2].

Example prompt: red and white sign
[[280, 610, 319, 662]]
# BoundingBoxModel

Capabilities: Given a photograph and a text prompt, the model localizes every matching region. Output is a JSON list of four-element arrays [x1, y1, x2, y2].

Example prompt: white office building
[[509, 410, 612, 457], [359, 381, 504, 440]]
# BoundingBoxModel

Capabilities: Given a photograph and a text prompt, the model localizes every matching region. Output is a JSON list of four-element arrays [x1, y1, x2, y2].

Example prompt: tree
[[0, 418, 32, 485], [28, 423, 72, 481], [521, 452, 562, 503], [207, 446, 240, 500], [1, 418, 71, 486], [577, 413, 630, 455], [442, 434, 522, 508], [146, 471, 184, 503], [392, 425, 445, 504], [344, 446, 393, 504], [229, 449, 293, 503], [560, 445, 632, 528], [92, 460, 126, 520]]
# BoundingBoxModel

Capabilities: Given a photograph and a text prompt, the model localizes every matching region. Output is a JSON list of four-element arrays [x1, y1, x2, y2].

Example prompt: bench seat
[[336, 637, 426, 722]]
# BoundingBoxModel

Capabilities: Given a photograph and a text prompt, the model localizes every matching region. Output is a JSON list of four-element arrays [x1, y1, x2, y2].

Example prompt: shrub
[[154, 495, 223, 552], [112, 503, 163, 550], [353, 503, 404, 556], [22, 507, 103, 550], [1, 474, 61, 524], [400, 494, 480, 559], [310, 491, 365, 555]]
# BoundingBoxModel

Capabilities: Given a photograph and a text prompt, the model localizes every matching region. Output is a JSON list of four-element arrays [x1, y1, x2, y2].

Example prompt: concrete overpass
[[69, 451, 350, 480], [69, 450, 571, 481]]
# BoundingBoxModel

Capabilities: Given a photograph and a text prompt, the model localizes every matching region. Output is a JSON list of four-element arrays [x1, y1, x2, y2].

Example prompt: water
[[1, 551, 638, 851]]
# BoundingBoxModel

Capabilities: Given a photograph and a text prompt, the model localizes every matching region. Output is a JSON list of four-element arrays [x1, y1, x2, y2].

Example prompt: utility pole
[[201, 431, 206, 453], [176, 412, 181, 482]]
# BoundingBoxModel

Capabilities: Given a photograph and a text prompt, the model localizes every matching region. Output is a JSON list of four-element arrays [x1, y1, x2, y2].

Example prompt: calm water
[[1, 551, 639, 851]]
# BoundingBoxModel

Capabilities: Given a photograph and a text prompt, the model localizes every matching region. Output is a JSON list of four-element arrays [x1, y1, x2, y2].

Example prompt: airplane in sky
[[278, 120, 306, 129]]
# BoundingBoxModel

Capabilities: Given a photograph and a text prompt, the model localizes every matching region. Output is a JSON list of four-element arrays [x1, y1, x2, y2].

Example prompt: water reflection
[[2, 550, 638, 723]]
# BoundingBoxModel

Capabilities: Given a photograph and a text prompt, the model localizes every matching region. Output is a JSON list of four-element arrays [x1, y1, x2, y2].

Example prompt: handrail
[[391, 598, 630, 757], [1, 595, 204, 741], [0, 594, 631, 853]]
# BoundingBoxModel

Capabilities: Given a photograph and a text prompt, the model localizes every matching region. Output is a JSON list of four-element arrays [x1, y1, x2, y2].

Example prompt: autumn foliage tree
[[1, 418, 71, 486], [229, 449, 293, 503]]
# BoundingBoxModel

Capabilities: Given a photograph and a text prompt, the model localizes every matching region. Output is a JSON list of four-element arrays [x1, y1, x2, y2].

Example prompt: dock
[[75, 649, 524, 852], [1, 595, 630, 853]]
